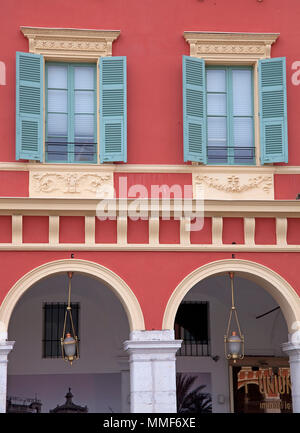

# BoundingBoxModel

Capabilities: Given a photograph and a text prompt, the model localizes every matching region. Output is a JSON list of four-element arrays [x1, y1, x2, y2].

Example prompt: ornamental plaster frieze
[[183, 32, 279, 61], [193, 170, 274, 200], [29, 171, 114, 198], [21, 27, 120, 59]]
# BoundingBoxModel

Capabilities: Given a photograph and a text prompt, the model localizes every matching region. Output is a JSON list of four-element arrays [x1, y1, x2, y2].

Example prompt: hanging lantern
[[61, 272, 79, 365], [224, 272, 244, 362]]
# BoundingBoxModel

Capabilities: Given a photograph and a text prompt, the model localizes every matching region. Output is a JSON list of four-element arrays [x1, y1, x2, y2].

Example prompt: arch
[[0, 259, 145, 337], [162, 259, 300, 334]]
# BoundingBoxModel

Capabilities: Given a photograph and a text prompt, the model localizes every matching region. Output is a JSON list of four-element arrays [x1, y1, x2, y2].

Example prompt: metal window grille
[[43, 303, 80, 358], [175, 301, 210, 356]]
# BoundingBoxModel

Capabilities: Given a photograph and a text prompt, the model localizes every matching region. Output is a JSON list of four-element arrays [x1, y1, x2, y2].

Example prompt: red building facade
[[0, 0, 299, 413]]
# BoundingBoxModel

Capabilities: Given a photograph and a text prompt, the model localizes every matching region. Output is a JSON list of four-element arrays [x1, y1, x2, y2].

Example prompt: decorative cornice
[[0, 198, 299, 216], [0, 162, 300, 174], [184, 31, 279, 61], [21, 26, 120, 59]]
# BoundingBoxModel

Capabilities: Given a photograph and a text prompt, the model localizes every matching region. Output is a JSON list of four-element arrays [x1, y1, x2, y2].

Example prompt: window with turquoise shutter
[[16, 53, 127, 163], [46, 63, 97, 163], [16, 52, 43, 161], [258, 57, 288, 164], [99, 56, 127, 163], [183, 56, 288, 165], [183, 56, 207, 163], [206, 66, 254, 165]]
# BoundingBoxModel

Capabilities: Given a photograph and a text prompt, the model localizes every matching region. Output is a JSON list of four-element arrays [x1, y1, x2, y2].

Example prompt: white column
[[0, 340, 15, 413], [124, 330, 182, 413], [282, 337, 300, 413]]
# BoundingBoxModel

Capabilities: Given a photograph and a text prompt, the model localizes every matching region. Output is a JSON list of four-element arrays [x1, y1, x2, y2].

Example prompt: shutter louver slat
[[259, 57, 288, 164], [16, 52, 43, 161], [99, 56, 127, 162], [183, 56, 207, 163]]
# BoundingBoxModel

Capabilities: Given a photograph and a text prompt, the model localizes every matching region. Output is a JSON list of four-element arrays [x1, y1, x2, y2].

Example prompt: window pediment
[[184, 32, 279, 62], [21, 27, 120, 60]]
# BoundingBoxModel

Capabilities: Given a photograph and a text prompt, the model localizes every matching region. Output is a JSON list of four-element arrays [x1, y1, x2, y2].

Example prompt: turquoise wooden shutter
[[99, 56, 127, 162], [183, 56, 207, 163], [258, 57, 288, 164], [16, 52, 43, 161]]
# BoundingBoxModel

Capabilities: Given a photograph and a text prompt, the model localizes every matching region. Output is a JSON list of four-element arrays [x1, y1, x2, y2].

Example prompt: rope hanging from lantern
[[61, 272, 79, 365]]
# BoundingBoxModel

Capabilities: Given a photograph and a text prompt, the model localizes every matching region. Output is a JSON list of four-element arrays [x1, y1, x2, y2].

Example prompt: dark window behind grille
[[43, 303, 80, 358], [174, 301, 210, 356]]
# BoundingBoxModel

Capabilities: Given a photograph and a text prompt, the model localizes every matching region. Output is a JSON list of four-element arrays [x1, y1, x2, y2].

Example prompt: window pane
[[232, 70, 252, 116], [207, 69, 226, 92], [75, 115, 94, 137], [233, 117, 253, 147], [48, 90, 67, 113], [48, 113, 68, 136], [207, 94, 226, 116], [75, 142, 96, 162], [207, 117, 227, 163], [47, 138, 68, 162], [75, 91, 94, 114], [74, 66, 94, 90], [234, 117, 254, 162], [47, 65, 68, 89], [207, 117, 227, 143]]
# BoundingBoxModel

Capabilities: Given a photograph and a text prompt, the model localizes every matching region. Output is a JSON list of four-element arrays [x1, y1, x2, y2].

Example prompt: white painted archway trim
[[162, 259, 300, 333], [0, 259, 145, 338]]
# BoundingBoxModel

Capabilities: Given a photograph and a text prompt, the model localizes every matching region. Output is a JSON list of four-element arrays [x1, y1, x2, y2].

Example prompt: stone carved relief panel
[[30, 171, 114, 198], [193, 170, 274, 200]]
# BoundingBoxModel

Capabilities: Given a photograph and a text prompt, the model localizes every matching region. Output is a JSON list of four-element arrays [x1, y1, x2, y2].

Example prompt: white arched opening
[[163, 259, 300, 333], [0, 258, 145, 339]]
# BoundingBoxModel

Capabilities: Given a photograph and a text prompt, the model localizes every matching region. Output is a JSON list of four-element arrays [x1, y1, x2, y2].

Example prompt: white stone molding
[[21, 27, 120, 60], [85, 216, 95, 245], [0, 259, 145, 334], [282, 340, 300, 413], [30, 171, 113, 198], [49, 216, 59, 245], [3, 162, 300, 175], [1, 199, 300, 251], [117, 216, 127, 245], [180, 217, 190, 245], [276, 217, 288, 246], [244, 217, 255, 246], [12, 215, 22, 245], [124, 330, 182, 413], [183, 32, 279, 62], [162, 259, 300, 334], [212, 216, 223, 245], [193, 171, 274, 200], [0, 341, 15, 413], [149, 216, 159, 245]]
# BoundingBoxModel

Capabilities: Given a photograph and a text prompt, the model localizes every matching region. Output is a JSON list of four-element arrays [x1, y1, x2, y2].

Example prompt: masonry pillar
[[0, 340, 15, 413], [124, 330, 182, 413], [282, 335, 300, 413]]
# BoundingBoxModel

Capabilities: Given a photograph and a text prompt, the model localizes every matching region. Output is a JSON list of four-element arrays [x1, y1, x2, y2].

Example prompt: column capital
[[123, 331, 182, 413], [282, 341, 300, 361], [124, 330, 182, 356], [0, 341, 15, 361]]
